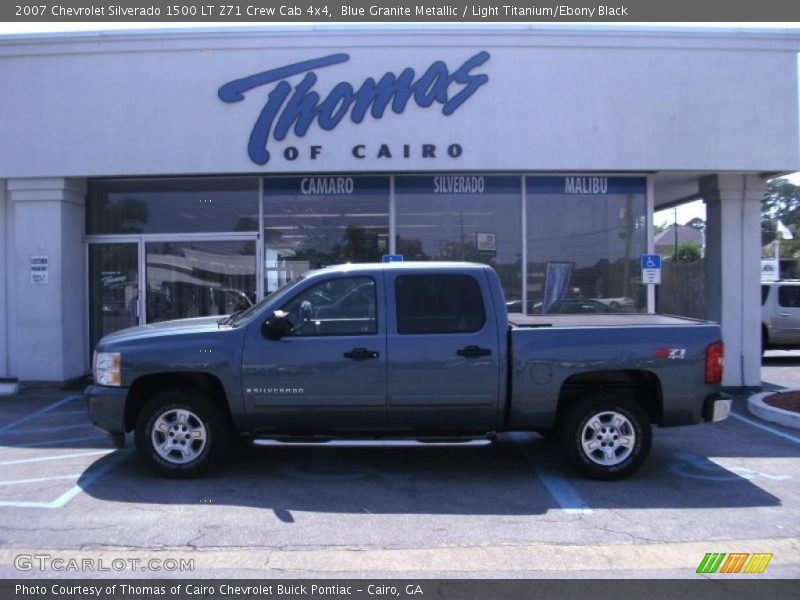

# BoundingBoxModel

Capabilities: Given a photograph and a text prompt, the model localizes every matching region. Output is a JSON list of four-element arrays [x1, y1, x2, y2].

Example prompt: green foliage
[[664, 241, 702, 263], [763, 178, 800, 258]]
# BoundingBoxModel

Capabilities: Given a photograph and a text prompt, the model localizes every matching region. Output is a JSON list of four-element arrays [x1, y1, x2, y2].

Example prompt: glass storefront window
[[395, 175, 522, 302], [145, 240, 256, 323], [88, 178, 259, 235], [263, 176, 390, 294], [526, 176, 647, 314], [88, 243, 139, 352]]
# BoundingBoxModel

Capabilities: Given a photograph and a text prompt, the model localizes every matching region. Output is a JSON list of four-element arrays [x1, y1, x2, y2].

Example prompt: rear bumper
[[703, 392, 732, 422], [85, 384, 128, 434]]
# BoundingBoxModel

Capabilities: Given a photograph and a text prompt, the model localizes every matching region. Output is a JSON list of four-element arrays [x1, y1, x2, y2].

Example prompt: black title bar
[[4, 0, 800, 22]]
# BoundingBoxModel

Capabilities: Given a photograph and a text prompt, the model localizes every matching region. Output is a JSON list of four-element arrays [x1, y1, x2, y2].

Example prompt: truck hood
[[98, 315, 226, 347]]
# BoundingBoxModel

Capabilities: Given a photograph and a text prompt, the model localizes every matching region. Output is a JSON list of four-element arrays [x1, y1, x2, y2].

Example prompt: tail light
[[706, 341, 724, 384]]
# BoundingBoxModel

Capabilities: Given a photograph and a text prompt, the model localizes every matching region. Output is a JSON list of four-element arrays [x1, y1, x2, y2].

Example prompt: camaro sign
[[217, 51, 490, 166]]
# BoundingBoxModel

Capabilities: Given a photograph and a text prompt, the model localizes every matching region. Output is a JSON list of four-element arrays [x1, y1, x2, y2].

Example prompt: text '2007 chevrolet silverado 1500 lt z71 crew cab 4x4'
[[86, 262, 731, 480]]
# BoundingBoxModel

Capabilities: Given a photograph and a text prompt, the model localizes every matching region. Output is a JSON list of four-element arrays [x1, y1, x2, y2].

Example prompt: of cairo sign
[[217, 51, 490, 167]]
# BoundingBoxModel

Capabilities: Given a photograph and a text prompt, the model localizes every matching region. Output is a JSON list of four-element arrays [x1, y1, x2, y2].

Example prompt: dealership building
[[0, 25, 799, 390]]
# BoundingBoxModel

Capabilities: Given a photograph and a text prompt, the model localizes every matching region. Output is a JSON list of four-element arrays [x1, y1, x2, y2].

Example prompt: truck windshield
[[222, 275, 308, 327]]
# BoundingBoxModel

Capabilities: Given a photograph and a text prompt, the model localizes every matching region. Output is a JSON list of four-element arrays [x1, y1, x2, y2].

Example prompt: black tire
[[559, 395, 651, 480], [536, 428, 559, 443], [609, 301, 619, 311], [135, 388, 229, 478], [107, 432, 126, 449]]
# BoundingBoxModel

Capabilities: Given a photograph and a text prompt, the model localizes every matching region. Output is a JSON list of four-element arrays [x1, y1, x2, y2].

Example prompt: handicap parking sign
[[641, 254, 662, 285], [641, 254, 662, 270]]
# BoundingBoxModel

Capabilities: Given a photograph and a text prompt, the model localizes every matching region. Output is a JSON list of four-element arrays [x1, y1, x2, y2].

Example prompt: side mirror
[[262, 310, 294, 341]]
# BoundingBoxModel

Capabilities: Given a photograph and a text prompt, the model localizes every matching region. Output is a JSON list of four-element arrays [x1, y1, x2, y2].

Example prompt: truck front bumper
[[85, 384, 128, 434], [703, 393, 732, 422]]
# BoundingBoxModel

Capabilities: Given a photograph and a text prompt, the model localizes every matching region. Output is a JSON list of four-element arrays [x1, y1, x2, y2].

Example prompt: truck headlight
[[94, 352, 122, 386]]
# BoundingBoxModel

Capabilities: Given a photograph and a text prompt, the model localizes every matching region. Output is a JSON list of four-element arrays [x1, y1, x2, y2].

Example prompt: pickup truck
[[86, 262, 730, 480]]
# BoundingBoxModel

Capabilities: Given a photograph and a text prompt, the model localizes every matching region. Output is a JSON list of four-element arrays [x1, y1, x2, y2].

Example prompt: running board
[[250, 438, 494, 448]]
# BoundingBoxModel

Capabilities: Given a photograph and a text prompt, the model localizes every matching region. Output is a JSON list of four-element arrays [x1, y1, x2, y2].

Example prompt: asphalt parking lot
[[0, 358, 798, 579]]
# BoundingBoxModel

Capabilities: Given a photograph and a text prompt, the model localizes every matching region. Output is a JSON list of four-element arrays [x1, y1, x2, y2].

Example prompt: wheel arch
[[554, 369, 663, 428], [125, 372, 231, 433]]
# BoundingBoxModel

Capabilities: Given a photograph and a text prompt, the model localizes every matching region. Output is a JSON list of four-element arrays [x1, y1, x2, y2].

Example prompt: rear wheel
[[560, 395, 651, 480], [135, 388, 229, 478]]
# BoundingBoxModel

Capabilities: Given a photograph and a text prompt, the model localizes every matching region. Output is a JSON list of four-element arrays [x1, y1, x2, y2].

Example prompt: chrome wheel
[[580, 411, 636, 466], [151, 408, 207, 465]]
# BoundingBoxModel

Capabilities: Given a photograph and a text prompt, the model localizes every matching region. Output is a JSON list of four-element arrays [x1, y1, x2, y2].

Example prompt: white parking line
[[0, 474, 82, 487], [0, 396, 82, 434], [730, 411, 800, 444], [0, 450, 112, 467], [8, 435, 105, 448], [0, 450, 129, 509]]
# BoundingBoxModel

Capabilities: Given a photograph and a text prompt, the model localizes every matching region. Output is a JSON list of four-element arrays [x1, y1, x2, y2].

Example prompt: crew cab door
[[241, 273, 387, 433], [385, 270, 501, 432]]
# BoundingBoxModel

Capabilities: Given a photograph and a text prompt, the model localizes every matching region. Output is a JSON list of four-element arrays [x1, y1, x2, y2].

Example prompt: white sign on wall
[[761, 259, 780, 282], [29, 255, 49, 285]]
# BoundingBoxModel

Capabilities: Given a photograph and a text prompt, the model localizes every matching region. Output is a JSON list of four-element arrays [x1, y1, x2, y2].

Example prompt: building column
[[0, 180, 11, 389], [701, 173, 765, 389], [6, 178, 87, 382]]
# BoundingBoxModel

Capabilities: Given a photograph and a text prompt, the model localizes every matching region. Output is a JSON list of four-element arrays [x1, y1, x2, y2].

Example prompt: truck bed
[[509, 313, 707, 328]]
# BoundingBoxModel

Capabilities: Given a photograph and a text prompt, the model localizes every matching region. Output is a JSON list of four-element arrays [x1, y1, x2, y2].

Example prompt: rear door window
[[778, 286, 800, 308], [395, 274, 486, 334]]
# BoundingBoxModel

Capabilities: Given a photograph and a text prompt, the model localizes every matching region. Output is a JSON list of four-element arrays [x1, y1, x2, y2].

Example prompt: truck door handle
[[456, 345, 492, 358], [343, 348, 380, 360], [779, 312, 791, 317]]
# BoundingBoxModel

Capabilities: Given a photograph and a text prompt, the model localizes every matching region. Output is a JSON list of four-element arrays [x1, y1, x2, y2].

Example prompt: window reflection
[[526, 177, 647, 314], [395, 175, 522, 302], [263, 176, 390, 294], [145, 241, 256, 323], [88, 178, 258, 235]]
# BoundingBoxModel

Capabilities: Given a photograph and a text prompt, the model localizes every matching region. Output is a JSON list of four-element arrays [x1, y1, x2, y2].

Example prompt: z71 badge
[[653, 348, 687, 360]]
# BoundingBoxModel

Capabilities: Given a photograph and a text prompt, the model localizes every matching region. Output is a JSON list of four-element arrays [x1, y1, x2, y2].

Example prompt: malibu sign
[[217, 52, 490, 166]]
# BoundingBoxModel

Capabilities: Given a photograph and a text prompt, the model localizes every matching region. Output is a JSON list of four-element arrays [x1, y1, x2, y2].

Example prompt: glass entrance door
[[88, 242, 140, 353]]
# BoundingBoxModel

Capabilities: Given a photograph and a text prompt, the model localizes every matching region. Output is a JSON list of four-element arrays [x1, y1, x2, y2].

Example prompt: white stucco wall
[[6, 179, 86, 381], [0, 180, 7, 379], [0, 27, 798, 178]]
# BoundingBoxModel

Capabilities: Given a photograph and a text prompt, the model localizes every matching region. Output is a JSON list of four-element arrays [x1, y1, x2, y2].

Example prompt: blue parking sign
[[382, 254, 404, 263], [641, 254, 662, 270]]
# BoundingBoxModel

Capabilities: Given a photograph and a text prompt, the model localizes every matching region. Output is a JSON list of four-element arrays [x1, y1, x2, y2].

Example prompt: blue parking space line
[[43, 410, 87, 417], [0, 474, 82, 487], [7, 435, 105, 448], [508, 432, 592, 514], [0, 450, 112, 467], [0, 396, 83, 434], [0, 450, 129, 509], [730, 411, 800, 444], [0, 423, 92, 436]]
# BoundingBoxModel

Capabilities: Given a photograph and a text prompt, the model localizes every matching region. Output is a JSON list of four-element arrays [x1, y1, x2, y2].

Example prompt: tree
[[763, 178, 800, 257], [664, 241, 702, 263]]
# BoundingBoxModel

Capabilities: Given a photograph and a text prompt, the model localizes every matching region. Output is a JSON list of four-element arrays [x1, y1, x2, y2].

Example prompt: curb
[[747, 390, 800, 430]]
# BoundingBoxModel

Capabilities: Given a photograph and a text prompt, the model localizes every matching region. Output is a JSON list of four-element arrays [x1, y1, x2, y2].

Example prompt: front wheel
[[135, 389, 229, 478], [560, 395, 651, 480]]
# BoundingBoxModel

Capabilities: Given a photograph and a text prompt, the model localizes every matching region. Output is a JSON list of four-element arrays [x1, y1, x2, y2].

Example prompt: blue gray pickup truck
[[86, 262, 730, 480]]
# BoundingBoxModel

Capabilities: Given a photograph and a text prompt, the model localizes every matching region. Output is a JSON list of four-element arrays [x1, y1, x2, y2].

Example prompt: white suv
[[762, 281, 800, 352]]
